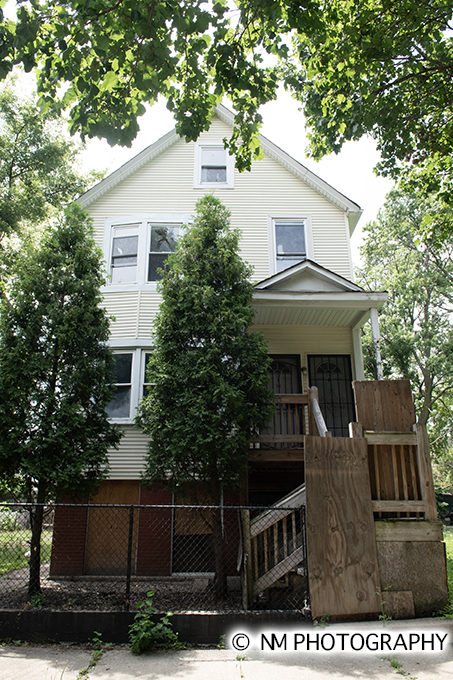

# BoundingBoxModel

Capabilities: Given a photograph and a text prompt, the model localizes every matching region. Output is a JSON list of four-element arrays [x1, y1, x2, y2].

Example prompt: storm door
[[307, 355, 355, 437], [267, 355, 303, 443], [269, 354, 302, 394]]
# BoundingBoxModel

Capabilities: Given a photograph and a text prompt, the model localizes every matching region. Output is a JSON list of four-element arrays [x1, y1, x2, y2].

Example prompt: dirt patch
[[0, 564, 243, 612]]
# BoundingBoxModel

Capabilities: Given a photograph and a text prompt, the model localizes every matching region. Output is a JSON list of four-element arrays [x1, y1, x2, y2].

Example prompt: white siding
[[87, 116, 359, 479], [89, 116, 354, 286], [107, 425, 149, 479]]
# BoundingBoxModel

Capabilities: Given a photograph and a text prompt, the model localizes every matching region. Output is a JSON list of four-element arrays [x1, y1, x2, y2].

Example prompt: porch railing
[[250, 387, 329, 460]]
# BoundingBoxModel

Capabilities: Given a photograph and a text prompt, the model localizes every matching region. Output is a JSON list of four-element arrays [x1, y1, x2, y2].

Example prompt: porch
[[243, 379, 448, 619]]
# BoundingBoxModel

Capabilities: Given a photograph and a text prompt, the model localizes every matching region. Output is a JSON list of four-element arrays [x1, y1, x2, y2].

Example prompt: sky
[[80, 91, 394, 264]]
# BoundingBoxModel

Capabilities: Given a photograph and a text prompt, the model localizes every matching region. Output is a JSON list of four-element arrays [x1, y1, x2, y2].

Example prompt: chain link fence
[[0, 503, 309, 613]]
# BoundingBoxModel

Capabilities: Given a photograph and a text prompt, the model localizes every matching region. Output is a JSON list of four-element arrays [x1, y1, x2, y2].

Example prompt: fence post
[[241, 510, 253, 610], [125, 504, 134, 610]]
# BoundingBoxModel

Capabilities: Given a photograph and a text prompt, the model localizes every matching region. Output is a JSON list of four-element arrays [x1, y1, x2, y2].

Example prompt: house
[[49, 105, 447, 617], [77, 102, 386, 501]]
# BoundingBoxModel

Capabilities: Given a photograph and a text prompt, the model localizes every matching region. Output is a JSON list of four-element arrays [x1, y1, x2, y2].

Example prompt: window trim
[[193, 143, 234, 189], [104, 214, 191, 290], [106, 351, 136, 422], [268, 216, 314, 275]]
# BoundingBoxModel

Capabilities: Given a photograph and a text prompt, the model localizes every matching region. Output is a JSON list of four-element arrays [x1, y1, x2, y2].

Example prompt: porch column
[[369, 307, 384, 380], [352, 328, 365, 380]]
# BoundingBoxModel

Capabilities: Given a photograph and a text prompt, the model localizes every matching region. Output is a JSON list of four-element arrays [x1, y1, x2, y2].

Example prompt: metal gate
[[308, 355, 355, 437]]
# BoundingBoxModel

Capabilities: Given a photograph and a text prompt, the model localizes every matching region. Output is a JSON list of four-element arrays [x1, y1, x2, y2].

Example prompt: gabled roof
[[254, 259, 366, 293], [78, 104, 362, 233], [252, 259, 387, 327]]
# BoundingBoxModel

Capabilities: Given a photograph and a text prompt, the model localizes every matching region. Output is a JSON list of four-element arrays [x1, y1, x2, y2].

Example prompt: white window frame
[[268, 216, 314, 275], [104, 214, 191, 291], [107, 343, 154, 423], [110, 224, 140, 285], [194, 143, 234, 189]]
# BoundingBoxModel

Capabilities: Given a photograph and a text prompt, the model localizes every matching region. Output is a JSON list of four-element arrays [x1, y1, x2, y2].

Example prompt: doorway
[[307, 355, 355, 437]]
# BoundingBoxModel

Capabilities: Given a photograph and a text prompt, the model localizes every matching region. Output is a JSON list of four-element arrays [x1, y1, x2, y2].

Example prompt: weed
[[91, 631, 103, 651], [314, 613, 329, 627], [75, 632, 108, 680], [376, 587, 392, 625], [31, 592, 45, 608], [383, 656, 417, 679], [128, 590, 180, 654], [217, 634, 226, 649]]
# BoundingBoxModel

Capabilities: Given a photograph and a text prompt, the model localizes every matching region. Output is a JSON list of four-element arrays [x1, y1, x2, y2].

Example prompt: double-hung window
[[194, 144, 234, 188], [111, 226, 139, 284], [273, 219, 308, 273], [105, 215, 190, 288], [106, 353, 134, 419], [148, 224, 179, 281], [106, 348, 154, 422], [142, 352, 154, 397]]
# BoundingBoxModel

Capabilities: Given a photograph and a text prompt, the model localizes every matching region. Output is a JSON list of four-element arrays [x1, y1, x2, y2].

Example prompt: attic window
[[201, 147, 227, 183], [194, 144, 234, 188], [275, 220, 307, 272]]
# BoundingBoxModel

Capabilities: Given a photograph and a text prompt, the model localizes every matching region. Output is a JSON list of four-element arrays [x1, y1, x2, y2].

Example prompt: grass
[[0, 529, 53, 575]]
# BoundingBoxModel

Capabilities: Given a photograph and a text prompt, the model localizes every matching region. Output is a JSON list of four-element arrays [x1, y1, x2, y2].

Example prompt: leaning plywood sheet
[[305, 436, 381, 619], [353, 380, 415, 432]]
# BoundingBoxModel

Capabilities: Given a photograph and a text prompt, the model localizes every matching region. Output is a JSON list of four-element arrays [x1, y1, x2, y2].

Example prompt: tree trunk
[[210, 477, 228, 601], [28, 483, 46, 597]]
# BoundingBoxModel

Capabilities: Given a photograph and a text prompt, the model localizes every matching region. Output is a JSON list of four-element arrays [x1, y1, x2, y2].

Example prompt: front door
[[307, 355, 355, 437]]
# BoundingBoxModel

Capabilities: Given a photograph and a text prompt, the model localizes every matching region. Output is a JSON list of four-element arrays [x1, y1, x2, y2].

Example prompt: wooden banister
[[307, 386, 330, 437]]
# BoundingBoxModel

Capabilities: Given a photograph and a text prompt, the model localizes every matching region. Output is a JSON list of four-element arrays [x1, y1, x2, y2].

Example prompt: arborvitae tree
[[136, 194, 273, 600], [0, 205, 122, 596]]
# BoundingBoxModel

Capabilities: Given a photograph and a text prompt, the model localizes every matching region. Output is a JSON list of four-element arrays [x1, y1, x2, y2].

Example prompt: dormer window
[[194, 144, 234, 188], [275, 220, 307, 272]]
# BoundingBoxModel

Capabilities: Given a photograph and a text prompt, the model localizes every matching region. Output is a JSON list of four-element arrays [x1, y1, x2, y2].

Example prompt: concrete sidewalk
[[1, 619, 452, 680]]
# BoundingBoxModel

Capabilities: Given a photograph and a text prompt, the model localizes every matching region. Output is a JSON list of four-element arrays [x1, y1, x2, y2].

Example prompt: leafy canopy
[[0, 204, 122, 503], [136, 194, 273, 494], [0, 76, 99, 239], [357, 188, 453, 445], [1, 0, 452, 179]]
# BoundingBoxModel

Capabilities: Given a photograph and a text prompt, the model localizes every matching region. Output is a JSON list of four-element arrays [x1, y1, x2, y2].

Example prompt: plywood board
[[85, 480, 140, 575], [375, 520, 443, 542], [353, 380, 415, 432], [305, 436, 381, 619]]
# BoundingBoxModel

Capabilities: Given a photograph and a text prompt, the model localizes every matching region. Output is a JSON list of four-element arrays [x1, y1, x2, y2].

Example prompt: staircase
[[242, 388, 328, 609]]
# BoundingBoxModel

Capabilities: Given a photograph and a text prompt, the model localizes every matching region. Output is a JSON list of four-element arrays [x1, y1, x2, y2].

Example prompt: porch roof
[[252, 260, 387, 327]]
